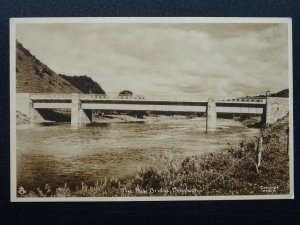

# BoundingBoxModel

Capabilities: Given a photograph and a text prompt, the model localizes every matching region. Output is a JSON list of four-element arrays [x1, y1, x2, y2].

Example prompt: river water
[[16, 116, 260, 190]]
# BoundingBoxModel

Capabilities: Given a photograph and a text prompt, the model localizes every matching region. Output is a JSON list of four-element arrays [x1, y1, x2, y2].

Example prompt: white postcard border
[[10, 17, 294, 202]]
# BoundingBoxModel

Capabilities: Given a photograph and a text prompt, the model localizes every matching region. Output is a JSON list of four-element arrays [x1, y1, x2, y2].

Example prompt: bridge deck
[[30, 93, 265, 115], [30, 94, 266, 103]]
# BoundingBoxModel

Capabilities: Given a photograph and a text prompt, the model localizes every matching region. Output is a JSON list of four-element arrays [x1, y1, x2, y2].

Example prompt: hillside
[[271, 89, 289, 97], [16, 41, 81, 93], [16, 41, 105, 94], [59, 74, 105, 94], [257, 89, 289, 98]]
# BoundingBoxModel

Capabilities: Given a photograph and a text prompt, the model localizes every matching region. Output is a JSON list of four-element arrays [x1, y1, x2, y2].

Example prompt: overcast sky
[[16, 22, 290, 98]]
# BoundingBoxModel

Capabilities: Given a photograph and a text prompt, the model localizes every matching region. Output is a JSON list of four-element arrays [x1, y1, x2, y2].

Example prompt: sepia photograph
[[10, 17, 293, 201]]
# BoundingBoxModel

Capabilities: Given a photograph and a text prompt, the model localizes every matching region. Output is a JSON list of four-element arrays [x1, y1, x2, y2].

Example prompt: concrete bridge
[[16, 93, 289, 131]]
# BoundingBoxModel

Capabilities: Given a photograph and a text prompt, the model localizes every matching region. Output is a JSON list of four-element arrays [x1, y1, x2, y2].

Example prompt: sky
[[16, 21, 290, 98]]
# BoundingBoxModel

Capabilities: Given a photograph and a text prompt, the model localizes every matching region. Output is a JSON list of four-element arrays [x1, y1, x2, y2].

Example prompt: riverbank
[[18, 113, 290, 197], [16, 111, 30, 123]]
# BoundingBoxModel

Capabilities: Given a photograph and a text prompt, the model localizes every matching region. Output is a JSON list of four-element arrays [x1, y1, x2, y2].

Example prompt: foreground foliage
[[19, 115, 290, 197]]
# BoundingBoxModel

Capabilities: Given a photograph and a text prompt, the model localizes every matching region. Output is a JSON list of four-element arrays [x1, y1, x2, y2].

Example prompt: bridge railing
[[29, 93, 266, 104], [79, 93, 209, 102], [30, 93, 73, 100], [217, 97, 266, 103]]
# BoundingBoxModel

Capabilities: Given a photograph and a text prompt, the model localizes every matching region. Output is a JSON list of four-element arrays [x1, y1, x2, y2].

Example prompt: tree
[[118, 90, 133, 96]]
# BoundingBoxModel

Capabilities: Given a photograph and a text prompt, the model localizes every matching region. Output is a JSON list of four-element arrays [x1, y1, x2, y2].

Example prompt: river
[[16, 116, 260, 191]]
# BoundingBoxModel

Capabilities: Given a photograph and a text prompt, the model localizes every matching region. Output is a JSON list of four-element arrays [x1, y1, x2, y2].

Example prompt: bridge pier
[[206, 98, 216, 131], [71, 93, 92, 126]]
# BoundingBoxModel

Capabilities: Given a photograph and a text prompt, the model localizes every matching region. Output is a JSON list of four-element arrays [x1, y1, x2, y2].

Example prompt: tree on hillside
[[271, 89, 289, 97], [118, 90, 133, 96]]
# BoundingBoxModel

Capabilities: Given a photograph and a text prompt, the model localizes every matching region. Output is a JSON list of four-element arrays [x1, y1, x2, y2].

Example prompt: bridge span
[[16, 93, 289, 131]]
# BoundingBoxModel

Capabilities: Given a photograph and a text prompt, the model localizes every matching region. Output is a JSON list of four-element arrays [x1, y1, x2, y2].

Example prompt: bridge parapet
[[30, 93, 73, 100], [78, 94, 145, 101], [29, 93, 266, 104], [77, 94, 209, 102], [217, 98, 266, 104]]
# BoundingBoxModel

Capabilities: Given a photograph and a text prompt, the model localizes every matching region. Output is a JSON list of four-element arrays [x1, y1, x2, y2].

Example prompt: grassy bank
[[19, 114, 290, 197]]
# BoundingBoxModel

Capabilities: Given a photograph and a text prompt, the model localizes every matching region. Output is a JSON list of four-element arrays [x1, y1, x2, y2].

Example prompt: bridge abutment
[[265, 97, 289, 124], [71, 93, 92, 126], [29, 98, 45, 123], [206, 98, 216, 131]]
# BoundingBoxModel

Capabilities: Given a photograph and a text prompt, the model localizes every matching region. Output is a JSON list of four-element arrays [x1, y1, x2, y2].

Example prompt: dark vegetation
[[118, 90, 133, 96], [59, 74, 105, 94], [271, 89, 289, 97], [19, 114, 290, 197], [257, 89, 289, 98]]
